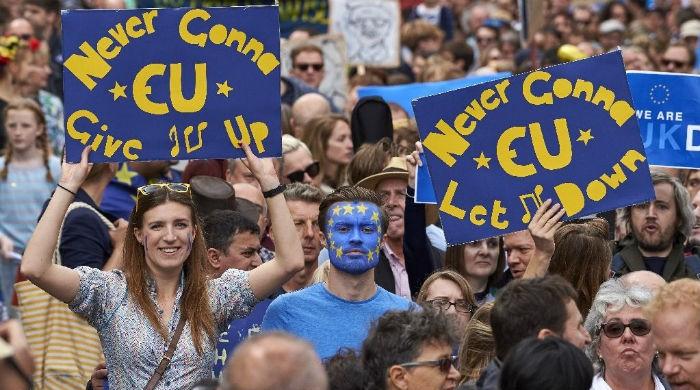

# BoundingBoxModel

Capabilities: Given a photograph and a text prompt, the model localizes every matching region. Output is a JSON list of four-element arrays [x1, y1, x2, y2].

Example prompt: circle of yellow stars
[[327, 202, 382, 262], [107, 80, 234, 100]]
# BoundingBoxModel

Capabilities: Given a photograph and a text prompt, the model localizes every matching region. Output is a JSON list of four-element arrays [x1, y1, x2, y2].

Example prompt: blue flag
[[412, 51, 654, 245], [627, 71, 700, 169], [62, 7, 282, 163]]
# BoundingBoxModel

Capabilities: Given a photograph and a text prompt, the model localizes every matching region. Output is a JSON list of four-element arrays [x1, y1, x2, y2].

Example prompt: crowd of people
[[0, 0, 699, 389]]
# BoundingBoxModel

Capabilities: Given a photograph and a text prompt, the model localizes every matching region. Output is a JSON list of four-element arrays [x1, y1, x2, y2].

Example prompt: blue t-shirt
[[262, 283, 412, 360]]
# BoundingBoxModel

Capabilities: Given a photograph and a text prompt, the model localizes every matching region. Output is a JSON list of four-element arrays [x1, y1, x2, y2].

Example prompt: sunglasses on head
[[286, 161, 320, 183], [400, 355, 458, 374], [137, 183, 191, 197], [598, 318, 651, 338], [294, 63, 324, 72]]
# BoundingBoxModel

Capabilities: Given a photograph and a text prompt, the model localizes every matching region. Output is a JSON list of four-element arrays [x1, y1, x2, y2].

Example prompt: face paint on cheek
[[327, 201, 383, 275]]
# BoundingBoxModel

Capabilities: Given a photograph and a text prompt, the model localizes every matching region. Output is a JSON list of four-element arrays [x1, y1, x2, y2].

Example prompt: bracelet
[[262, 184, 286, 198], [57, 184, 77, 197]]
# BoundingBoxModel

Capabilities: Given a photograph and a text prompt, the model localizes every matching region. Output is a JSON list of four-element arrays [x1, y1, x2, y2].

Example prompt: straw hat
[[355, 157, 409, 191]]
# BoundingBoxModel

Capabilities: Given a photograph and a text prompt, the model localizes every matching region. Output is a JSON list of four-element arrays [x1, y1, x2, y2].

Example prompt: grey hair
[[583, 278, 653, 373], [282, 134, 312, 156], [618, 169, 694, 239], [283, 182, 324, 204]]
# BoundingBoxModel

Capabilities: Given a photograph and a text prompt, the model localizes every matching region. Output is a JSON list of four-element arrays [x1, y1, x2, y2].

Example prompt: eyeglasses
[[401, 355, 458, 373], [426, 298, 476, 314], [476, 36, 496, 44], [136, 183, 191, 197], [598, 319, 651, 338], [661, 58, 688, 68], [294, 63, 324, 72], [286, 161, 320, 183]]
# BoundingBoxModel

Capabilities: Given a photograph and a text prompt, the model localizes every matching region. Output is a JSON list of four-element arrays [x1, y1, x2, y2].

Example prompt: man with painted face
[[262, 186, 413, 359]]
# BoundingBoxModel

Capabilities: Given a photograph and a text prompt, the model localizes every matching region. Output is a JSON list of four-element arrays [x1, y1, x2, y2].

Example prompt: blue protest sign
[[357, 73, 510, 117], [412, 51, 654, 245], [415, 153, 436, 204], [62, 7, 281, 163], [627, 71, 700, 169]]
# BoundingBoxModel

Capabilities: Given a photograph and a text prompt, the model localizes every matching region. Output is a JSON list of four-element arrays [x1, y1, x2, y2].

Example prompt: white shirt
[[590, 373, 665, 390]]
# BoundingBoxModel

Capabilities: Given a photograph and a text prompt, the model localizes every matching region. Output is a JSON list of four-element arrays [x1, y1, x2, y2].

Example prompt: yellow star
[[473, 152, 491, 169], [216, 80, 233, 97], [335, 247, 343, 258], [577, 129, 594, 146], [330, 241, 336, 250], [371, 211, 379, 223], [333, 205, 341, 216], [343, 204, 354, 215], [108, 81, 127, 101], [328, 218, 334, 227], [366, 251, 374, 261], [327, 232, 333, 240], [356, 203, 368, 215], [115, 163, 138, 185]]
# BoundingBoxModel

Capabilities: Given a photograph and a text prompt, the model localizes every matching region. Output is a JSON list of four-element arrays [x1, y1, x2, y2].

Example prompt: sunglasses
[[598, 319, 651, 338], [294, 63, 324, 72], [426, 298, 476, 314], [137, 183, 191, 197], [662, 58, 688, 68], [286, 161, 320, 183], [401, 355, 458, 373]]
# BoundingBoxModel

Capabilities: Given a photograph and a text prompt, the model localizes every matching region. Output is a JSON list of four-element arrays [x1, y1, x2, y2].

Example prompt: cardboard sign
[[412, 51, 654, 245], [62, 7, 281, 162], [627, 71, 700, 169], [281, 34, 348, 111], [329, 0, 400, 67], [357, 73, 510, 117]]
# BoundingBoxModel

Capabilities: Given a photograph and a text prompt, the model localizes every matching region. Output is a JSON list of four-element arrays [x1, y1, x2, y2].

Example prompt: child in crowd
[[0, 98, 59, 310]]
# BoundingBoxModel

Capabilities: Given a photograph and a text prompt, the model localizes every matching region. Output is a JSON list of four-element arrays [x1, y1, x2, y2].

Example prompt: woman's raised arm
[[20, 147, 92, 303], [239, 143, 304, 300]]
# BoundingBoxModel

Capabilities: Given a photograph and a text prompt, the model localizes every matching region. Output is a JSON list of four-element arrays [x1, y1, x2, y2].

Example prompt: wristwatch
[[262, 183, 286, 198]]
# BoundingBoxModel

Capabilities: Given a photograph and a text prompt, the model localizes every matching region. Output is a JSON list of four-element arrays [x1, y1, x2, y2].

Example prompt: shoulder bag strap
[[144, 316, 187, 390]]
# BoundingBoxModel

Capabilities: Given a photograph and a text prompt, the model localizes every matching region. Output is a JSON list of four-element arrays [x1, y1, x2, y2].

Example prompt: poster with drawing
[[281, 34, 348, 111], [329, 0, 400, 67]]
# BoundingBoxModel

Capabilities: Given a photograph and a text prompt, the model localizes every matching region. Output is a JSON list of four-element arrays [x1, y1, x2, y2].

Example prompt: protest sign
[[627, 71, 700, 169], [281, 34, 348, 111], [329, 0, 400, 67], [412, 51, 654, 245], [62, 7, 282, 163], [357, 73, 510, 117], [133, 0, 327, 37], [415, 153, 437, 204]]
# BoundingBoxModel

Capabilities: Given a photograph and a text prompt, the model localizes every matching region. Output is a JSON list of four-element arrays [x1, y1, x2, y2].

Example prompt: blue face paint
[[326, 201, 382, 275]]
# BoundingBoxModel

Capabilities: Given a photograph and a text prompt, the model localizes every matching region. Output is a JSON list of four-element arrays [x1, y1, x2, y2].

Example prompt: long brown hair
[[301, 114, 350, 188], [444, 238, 505, 292], [123, 188, 215, 354], [549, 219, 611, 317], [0, 98, 52, 181]]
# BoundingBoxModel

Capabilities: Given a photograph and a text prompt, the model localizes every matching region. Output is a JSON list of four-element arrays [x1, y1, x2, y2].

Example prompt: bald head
[[233, 182, 267, 233], [621, 271, 666, 293], [222, 333, 328, 390], [291, 93, 331, 138], [6, 18, 34, 37]]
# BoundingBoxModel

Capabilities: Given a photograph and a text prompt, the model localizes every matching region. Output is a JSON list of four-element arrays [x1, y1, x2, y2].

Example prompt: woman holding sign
[[20, 145, 304, 389]]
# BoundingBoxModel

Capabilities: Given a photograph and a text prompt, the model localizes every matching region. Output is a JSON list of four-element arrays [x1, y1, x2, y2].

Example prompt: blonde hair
[[646, 279, 700, 329], [459, 302, 495, 384], [0, 98, 52, 182], [312, 260, 330, 284]]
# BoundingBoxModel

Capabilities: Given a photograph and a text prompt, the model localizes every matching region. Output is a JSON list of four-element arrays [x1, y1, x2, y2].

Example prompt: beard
[[633, 224, 675, 253]]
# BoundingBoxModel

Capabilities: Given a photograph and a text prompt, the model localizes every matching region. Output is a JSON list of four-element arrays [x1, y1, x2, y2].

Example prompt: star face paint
[[326, 201, 382, 275]]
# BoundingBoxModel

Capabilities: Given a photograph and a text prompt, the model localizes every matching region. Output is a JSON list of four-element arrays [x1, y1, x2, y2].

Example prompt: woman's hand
[[239, 143, 279, 191], [59, 146, 92, 193], [528, 199, 566, 258]]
